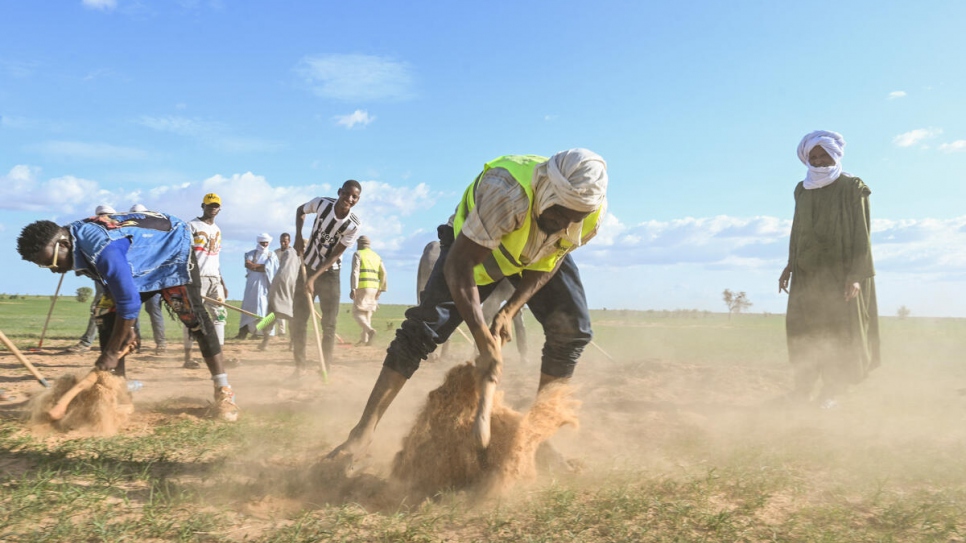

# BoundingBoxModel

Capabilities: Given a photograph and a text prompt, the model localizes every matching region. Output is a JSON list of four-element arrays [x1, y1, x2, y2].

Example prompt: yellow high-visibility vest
[[453, 155, 602, 285], [356, 247, 383, 290]]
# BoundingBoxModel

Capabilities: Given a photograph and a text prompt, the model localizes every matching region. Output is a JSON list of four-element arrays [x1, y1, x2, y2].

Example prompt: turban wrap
[[798, 130, 846, 190], [531, 148, 608, 247]]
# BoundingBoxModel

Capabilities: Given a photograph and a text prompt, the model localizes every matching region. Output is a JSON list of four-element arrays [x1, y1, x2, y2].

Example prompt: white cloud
[[296, 54, 415, 102], [137, 115, 282, 153], [28, 140, 149, 161], [939, 140, 966, 153], [335, 109, 375, 129], [576, 213, 966, 279], [0, 165, 122, 214], [82, 0, 117, 10], [893, 128, 942, 148], [887, 90, 907, 99], [138, 115, 221, 136]]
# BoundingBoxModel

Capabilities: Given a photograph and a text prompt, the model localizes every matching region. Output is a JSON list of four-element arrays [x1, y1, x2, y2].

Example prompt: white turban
[[129, 204, 148, 212], [95, 204, 116, 215], [257, 233, 272, 243], [797, 130, 846, 190], [533, 148, 608, 215]]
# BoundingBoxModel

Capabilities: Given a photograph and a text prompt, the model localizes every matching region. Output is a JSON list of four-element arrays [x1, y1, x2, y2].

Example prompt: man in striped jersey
[[291, 180, 363, 375], [329, 149, 608, 462]]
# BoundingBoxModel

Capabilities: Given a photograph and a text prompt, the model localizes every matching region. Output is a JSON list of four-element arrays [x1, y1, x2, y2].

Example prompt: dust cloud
[[27, 370, 132, 435]]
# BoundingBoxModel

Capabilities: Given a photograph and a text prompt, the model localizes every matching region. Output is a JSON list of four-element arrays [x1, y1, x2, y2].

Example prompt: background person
[[260, 232, 299, 351], [182, 193, 229, 369], [237, 233, 279, 340], [291, 180, 362, 376], [778, 130, 880, 409], [349, 236, 387, 346]]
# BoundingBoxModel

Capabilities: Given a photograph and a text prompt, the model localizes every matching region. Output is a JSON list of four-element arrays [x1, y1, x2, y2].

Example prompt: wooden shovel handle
[[47, 344, 134, 421]]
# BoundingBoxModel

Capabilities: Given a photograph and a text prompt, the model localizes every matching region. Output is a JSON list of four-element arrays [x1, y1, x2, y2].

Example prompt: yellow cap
[[202, 193, 221, 206]]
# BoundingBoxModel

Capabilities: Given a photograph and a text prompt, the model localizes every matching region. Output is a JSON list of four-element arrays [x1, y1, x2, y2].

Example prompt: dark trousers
[[96, 253, 220, 376], [292, 267, 341, 370], [385, 226, 593, 379]]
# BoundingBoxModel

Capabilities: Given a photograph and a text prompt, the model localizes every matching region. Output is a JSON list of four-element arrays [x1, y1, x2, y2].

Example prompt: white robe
[[240, 248, 279, 332]]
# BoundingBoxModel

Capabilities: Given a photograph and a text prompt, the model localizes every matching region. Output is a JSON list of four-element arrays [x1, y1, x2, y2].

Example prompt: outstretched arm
[[444, 234, 499, 359]]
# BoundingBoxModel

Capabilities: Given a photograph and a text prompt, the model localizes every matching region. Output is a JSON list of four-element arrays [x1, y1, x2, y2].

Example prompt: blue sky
[[2, 0, 965, 317]]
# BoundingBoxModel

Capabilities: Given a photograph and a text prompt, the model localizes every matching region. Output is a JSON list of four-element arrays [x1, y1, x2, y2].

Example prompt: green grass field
[[2, 296, 966, 542]]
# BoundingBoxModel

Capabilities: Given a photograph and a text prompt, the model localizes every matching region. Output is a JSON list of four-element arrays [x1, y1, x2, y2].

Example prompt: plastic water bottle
[[126, 380, 144, 393]]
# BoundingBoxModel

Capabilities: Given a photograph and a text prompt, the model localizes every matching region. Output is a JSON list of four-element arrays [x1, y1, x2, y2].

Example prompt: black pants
[[291, 267, 341, 370]]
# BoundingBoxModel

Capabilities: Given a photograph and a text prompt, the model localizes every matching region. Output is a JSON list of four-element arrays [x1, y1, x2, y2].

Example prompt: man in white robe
[[237, 233, 279, 339]]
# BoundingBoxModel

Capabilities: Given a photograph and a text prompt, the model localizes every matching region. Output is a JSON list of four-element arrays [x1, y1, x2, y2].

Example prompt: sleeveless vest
[[453, 155, 601, 285], [356, 247, 382, 289]]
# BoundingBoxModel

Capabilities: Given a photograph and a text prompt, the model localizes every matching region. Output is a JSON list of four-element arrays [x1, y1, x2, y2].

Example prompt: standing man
[[349, 236, 387, 346], [183, 193, 229, 369], [260, 232, 300, 351], [779, 130, 880, 409], [328, 149, 607, 460], [65, 204, 116, 353], [292, 180, 362, 375], [237, 233, 279, 339], [17, 211, 240, 421]]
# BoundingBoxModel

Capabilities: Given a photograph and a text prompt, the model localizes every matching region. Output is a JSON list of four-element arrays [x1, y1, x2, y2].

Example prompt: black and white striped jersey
[[301, 196, 361, 271]]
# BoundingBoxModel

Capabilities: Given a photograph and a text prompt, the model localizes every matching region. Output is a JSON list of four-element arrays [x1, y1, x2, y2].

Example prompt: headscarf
[[532, 148, 608, 214], [252, 233, 272, 262], [797, 130, 846, 190], [357, 235, 370, 249], [530, 148, 608, 247]]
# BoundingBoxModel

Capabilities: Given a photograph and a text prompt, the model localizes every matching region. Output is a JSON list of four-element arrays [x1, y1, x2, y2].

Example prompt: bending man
[[16, 210, 240, 421], [329, 149, 608, 459]]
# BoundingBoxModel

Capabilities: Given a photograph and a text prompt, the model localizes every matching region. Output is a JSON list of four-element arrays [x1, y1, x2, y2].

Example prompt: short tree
[[722, 289, 753, 320], [897, 305, 911, 319], [76, 286, 93, 303]]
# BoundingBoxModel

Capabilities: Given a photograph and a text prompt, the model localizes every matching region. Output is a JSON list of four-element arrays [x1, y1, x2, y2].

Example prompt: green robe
[[786, 175, 880, 390]]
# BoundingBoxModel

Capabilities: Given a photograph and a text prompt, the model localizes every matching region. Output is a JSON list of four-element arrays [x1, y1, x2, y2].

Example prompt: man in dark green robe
[[779, 130, 880, 407]]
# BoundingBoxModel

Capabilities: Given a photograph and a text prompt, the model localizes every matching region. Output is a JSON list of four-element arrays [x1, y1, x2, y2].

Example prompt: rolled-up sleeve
[[459, 168, 530, 249]]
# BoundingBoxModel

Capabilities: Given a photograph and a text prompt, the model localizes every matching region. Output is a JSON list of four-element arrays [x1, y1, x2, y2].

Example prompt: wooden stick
[[301, 264, 328, 382], [589, 340, 615, 361], [47, 370, 99, 421], [201, 295, 275, 330], [0, 329, 50, 388], [454, 325, 473, 344], [47, 344, 133, 421], [37, 274, 65, 349], [473, 335, 505, 451]]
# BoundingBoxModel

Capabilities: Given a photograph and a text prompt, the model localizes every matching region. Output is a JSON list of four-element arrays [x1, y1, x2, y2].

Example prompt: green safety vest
[[453, 155, 602, 286], [356, 248, 383, 290]]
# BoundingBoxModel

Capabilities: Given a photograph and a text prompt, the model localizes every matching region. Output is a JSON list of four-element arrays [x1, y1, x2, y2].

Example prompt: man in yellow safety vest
[[349, 236, 387, 346], [328, 149, 609, 462]]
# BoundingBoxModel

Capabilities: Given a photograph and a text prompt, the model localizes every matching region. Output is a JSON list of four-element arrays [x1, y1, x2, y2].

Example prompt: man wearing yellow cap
[[182, 193, 229, 369]]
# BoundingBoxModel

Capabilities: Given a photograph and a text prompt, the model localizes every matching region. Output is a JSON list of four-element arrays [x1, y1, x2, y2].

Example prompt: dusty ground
[[3, 323, 966, 532], [0, 331, 792, 469]]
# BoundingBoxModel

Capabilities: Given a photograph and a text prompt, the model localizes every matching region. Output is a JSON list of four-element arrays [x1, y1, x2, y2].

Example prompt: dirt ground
[[3, 325, 966, 529], [0, 330, 793, 467]]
